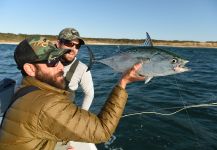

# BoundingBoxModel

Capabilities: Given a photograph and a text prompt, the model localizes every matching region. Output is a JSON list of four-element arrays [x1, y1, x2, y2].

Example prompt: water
[[1, 44, 217, 150]]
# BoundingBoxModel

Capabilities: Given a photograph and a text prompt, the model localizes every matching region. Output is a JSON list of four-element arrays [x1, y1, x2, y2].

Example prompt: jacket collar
[[21, 76, 70, 96]]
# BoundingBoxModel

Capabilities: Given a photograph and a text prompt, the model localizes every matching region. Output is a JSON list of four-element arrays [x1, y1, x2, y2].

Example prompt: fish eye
[[172, 58, 178, 64]]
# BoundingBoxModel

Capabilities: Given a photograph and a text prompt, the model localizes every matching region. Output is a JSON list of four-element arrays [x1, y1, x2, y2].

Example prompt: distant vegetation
[[0, 33, 57, 43], [0, 32, 217, 48]]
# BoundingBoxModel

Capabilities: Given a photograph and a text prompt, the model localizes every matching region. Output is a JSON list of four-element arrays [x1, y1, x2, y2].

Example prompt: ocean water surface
[[1, 44, 217, 150]]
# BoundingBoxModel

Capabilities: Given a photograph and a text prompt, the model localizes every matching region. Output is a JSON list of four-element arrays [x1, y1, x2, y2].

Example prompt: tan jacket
[[0, 77, 128, 150]]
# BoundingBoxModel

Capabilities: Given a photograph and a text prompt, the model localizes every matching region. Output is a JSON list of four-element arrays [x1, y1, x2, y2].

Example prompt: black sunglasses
[[60, 39, 81, 49], [31, 57, 60, 67]]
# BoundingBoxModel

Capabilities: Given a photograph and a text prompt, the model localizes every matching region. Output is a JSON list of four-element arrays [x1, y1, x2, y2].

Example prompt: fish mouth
[[174, 60, 190, 72]]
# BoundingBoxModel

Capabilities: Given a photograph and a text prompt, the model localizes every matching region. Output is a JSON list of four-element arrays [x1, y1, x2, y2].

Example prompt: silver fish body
[[98, 46, 189, 83]]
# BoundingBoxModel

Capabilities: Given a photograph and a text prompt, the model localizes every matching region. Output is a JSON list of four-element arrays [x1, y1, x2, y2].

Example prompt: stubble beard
[[35, 66, 66, 90]]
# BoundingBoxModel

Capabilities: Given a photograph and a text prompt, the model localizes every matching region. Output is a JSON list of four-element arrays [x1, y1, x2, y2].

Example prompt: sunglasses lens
[[63, 41, 81, 49], [47, 58, 59, 67], [64, 42, 73, 47]]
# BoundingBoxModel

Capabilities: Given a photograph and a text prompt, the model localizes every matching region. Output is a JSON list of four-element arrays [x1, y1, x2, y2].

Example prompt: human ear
[[23, 63, 37, 77], [56, 40, 61, 48]]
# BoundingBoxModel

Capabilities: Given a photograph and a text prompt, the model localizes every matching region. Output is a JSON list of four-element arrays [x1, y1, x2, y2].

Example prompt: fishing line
[[174, 77, 200, 148], [85, 45, 95, 72], [122, 76, 207, 147], [122, 76, 217, 118], [122, 102, 217, 118], [174, 77, 194, 131]]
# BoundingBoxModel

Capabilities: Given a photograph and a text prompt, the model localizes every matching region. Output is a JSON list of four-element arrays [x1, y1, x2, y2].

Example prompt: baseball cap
[[14, 36, 70, 69], [58, 28, 85, 45]]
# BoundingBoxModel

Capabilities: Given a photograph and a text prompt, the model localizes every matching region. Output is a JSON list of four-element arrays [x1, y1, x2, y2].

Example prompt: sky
[[0, 0, 216, 42]]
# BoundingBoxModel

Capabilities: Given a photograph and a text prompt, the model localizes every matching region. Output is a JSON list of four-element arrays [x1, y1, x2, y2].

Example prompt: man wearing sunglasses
[[0, 36, 145, 150], [56, 28, 94, 111], [56, 28, 96, 149]]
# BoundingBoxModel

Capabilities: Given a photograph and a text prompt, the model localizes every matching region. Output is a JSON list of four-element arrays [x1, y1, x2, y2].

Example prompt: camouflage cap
[[58, 28, 85, 45], [14, 36, 70, 69]]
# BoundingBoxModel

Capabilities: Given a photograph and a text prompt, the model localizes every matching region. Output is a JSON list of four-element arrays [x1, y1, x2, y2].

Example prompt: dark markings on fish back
[[124, 46, 184, 59]]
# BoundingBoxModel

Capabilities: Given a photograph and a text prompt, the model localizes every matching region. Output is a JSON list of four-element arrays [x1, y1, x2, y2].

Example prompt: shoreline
[[0, 41, 217, 48], [1, 32, 216, 48], [0, 42, 19, 45]]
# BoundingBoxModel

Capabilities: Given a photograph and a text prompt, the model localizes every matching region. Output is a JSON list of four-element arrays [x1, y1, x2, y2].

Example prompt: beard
[[64, 51, 76, 62], [34, 65, 66, 90]]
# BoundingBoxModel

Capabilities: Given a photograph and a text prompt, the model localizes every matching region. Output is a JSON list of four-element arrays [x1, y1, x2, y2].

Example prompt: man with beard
[[56, 28, 94, 111], [0, 36, 145, 150], [56, 27, 96, 150]]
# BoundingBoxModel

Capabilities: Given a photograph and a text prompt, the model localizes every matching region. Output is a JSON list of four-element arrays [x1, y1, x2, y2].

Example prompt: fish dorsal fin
[[143, 32, 153, 47]]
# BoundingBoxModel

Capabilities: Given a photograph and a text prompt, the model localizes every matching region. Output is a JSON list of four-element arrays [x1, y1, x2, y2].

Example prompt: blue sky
[[0, 0, 216, 41]]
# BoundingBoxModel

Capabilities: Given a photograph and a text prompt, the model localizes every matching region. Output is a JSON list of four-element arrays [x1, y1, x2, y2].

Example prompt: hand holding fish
[[119, 63, 146, 89]]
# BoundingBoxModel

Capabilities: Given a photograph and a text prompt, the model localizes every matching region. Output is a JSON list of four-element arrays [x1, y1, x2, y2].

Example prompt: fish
[[98, 32, 190, 84]]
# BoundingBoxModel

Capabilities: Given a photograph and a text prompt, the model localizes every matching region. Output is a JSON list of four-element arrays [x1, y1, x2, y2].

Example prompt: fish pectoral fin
[[144, 76, 153, 84]]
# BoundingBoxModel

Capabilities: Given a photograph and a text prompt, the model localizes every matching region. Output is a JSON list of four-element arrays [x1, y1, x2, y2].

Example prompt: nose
[[57, 61, 64, 71]]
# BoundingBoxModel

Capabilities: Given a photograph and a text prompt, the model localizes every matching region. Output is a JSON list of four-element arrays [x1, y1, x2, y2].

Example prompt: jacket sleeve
[[38, 85, 128, 143]]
